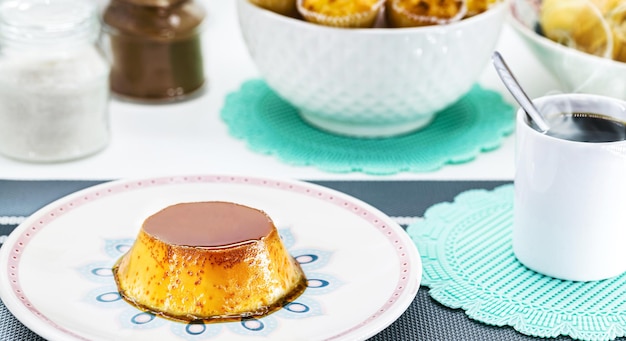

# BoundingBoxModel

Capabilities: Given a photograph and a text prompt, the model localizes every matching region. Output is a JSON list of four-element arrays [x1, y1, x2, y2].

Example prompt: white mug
[[514, 93, 626, 281]]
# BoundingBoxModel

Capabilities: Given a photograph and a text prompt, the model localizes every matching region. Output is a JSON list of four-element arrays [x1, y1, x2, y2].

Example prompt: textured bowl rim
[[508, 0, 626, 71], [238, 0, 508, 35]]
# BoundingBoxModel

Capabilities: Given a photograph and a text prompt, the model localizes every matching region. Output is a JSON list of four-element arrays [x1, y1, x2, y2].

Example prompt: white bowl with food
[[237, 0, 508, 137], [509, 0, 626, 100]]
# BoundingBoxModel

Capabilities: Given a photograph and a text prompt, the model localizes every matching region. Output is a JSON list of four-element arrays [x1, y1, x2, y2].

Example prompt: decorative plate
[[0, 175, 421, 341]]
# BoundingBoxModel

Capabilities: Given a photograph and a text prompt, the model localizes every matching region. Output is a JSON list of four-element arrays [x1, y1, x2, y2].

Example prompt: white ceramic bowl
[[509, 0, 626, 100], [237, 0, 507, 137]]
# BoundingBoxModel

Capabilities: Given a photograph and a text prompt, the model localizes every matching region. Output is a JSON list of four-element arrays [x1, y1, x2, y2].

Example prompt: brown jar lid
[[114, 0, 188, 8], [103, 0, 204, 40]]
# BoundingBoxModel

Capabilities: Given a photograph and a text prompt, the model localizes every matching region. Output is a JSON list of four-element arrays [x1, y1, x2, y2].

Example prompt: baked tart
[[250, 0, 298, 17], [465, 0, 498, 17], [297, 0, 385, 28], [385, 0, 467, 27]]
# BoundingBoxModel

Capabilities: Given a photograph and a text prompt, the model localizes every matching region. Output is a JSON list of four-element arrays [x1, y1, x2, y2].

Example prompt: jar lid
[[117, 0, 189, 7], [0, 0, 100, 48]]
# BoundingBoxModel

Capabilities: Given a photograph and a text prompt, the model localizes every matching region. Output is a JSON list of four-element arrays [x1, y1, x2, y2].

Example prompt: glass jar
[[103, 0, 206, 102], [0, 0, 111, 163]]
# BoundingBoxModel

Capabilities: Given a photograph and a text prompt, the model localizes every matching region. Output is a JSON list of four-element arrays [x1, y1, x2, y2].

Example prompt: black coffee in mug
[[541, 112, 626, 142]]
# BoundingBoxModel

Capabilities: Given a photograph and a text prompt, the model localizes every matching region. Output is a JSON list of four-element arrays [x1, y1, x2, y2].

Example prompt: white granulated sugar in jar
[[0, 0, 111, 163], [0, 49, 110, 162]]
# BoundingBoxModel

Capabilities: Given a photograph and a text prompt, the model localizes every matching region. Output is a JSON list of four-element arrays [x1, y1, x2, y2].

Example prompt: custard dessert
[[385, 0, 466, 27], [112, 201, 307, 322], [297, 0, 385, 28]]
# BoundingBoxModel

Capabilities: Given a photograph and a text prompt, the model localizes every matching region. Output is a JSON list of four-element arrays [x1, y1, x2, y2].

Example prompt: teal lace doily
[[221, 80, 514, 175], [407, 184, 626, 341]]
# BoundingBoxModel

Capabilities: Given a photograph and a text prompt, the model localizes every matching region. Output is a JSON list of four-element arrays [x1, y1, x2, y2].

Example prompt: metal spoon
[[492, 51, 550, 133]]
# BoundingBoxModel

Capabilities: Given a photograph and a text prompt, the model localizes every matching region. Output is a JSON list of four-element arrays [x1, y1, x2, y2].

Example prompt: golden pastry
[[540, 0, 613, 58], [249, 0, 298, 17], [466, 0, 498, 17], [385, 0, 466, 28], [605, 2, 626, 61], [297, 0, 385, 28], [590, 0, 623, 13]]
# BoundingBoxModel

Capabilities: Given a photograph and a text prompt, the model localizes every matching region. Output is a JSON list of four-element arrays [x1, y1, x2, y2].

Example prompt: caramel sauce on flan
[[143, 202, 273, 248]]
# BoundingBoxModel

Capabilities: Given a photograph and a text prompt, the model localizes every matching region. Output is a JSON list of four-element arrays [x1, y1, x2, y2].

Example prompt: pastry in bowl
[[539, 0, 626, 63], [385, 0, 467, 27], [540, 0, 613, 58], [509, 0, 626, 100], [606, 3, 626, 62], [237, 0, 507, 137], [112, 201, 307, 322], [297, 0, 385, 28], [249, 0, 298, 17], [466, 0, 499, 16]]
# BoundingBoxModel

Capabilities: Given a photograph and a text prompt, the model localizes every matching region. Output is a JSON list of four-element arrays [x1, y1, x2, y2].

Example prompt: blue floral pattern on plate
[[78, 228, 340, 339]]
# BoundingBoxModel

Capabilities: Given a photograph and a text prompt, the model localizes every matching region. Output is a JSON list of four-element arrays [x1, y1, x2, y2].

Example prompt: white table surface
[[0, 0, 562, 181]]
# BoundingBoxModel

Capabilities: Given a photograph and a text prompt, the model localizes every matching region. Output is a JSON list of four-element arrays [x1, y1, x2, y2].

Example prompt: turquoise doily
[[220, 79, 515, 175], [407, 184, 626, 341]]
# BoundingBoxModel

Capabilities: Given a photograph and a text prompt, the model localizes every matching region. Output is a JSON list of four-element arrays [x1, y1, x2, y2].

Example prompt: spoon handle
[[492, 51, 550, 133]]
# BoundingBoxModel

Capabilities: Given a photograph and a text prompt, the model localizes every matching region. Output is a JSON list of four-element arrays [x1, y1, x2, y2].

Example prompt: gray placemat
[[0, 179, 576, 341]]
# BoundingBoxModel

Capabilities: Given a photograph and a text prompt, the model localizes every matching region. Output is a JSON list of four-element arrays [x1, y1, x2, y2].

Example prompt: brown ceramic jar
[[103, 0, 205, 102]]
